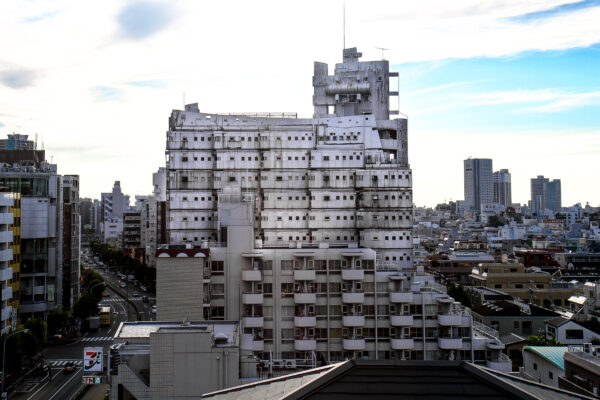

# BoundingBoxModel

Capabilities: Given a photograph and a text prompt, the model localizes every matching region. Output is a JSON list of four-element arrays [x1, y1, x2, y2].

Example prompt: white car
[[120, 282, 126, 288], [151, 305, 157, 314]]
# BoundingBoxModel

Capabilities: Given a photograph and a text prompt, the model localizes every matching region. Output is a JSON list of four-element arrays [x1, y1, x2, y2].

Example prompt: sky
[[0, 0, 599, 207]]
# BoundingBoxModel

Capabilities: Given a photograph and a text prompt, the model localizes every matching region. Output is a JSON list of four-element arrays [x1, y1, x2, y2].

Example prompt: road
[[8, 280, 153, 400]]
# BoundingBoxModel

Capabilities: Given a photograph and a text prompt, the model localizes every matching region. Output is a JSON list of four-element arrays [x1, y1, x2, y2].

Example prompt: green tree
[[526, 334, 562, 346], [24, 317, 47, 346], [447, 283, 472, 308], [487, 215, 505, 228], [47, 309, 69, 336]]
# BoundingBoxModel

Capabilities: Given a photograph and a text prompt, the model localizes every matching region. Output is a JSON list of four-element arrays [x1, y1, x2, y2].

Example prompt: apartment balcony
[[294, 339, 317, 351], [2, 287, 12, 301], [343, 339, 366, 350], [342, 292, 364, 303], [437, 314, 464, 326], [390, 315, 414, 326], [389, 292, 413, 303], [341, 269, 364, 280], [242, 293, 264, 304], [18, 302, 48, 313], [0, 249, 13, 262], [294, 270, 316, 281], [486, 354, 512, 372], [248, 340, 264, 352], [438, 338, 463, 349], [486, 341, 505, 350], [242, 270, 262, 281], [1, 306, 12, 322], [243, 316, 264, 328], [294, 293, 317, 304], [0, 214, 13, 224], [294, 316, 317, 327], [390, 338, 414, 350], [342, 315, 365, 327], [0, 230, 13, 243], [0, 267, 12, 281]]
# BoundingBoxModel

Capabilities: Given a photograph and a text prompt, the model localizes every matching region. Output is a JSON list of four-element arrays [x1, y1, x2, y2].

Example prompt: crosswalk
[[100, 298, 124, 302], [81, 336, 113, 342], [49, 360, 83, 367]]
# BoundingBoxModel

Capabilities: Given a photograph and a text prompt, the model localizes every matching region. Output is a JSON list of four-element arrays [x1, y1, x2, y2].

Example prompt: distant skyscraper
[[530, 175, 561, 213], [464, 158, 493, 212], [493, 169, 512, 206]]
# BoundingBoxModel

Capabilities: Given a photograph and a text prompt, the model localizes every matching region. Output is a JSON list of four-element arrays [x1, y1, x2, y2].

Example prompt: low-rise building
[[521, 346, 567, 387], [559, 344, 600, 397], [472, 300, 559, 338], [545, 317, 600, 345], [110, 321, 243, 400]]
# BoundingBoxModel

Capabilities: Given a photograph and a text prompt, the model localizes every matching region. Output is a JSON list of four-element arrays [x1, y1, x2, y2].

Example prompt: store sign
[[83, 376, 103, 384], [83, 347, 103, 372]]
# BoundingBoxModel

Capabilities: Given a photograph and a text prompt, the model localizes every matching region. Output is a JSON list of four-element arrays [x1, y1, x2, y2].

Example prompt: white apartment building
[[166, 48, 412, 269], [158, 190, 511, 374], [0, 193, 14, 334]]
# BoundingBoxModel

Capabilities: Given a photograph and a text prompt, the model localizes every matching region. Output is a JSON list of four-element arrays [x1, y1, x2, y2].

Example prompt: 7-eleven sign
[[83, 347, 103, 372]]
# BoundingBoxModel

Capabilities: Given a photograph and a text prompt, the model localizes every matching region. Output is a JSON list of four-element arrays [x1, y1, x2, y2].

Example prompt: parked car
[[133, 292, 139, 298], [151, 305, 157, 314], [102, 293, 111, 298], [120, 282, 126, 288]]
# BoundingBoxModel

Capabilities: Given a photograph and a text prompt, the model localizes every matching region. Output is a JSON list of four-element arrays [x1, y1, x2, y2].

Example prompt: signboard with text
[[83, 347, 103, 372], [83, 376, 103, 384]]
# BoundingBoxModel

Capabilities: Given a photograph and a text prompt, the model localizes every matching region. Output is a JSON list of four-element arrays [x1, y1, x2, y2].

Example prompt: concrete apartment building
[[0, 193, 15, 333], [158, 48, 510, 375], [166, 47, 412, 268], [158, 191, 511, 375], [464, 158, 493, 212], [469, 263, 579, 307], [493, 169, 511, 207]]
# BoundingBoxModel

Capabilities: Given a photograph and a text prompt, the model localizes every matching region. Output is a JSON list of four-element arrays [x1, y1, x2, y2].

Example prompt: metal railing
[[473, 321, 499, 339]]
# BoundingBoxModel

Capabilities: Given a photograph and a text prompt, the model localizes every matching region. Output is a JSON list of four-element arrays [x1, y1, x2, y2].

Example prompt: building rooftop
[[115, 321, 239, 346], [202, 360, 594, 400], [546, 316, 571, 328], [523, 346, 570, 370]]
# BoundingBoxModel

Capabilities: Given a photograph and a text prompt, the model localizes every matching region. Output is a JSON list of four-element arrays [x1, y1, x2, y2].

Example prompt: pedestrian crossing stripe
[[81, 336, 113, 342], [100, 298, 124, 302], [49, 360, 83, 366]]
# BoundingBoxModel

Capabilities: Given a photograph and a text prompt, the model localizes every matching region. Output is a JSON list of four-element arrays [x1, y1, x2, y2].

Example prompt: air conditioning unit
[[285, 360, 297, 369]]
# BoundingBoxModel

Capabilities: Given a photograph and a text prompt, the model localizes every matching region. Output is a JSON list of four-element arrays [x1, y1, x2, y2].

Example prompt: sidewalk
[[79, 383, 108, 400]]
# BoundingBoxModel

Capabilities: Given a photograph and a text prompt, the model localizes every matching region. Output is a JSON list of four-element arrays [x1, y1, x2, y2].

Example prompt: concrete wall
[[156, 257, 204, 321]]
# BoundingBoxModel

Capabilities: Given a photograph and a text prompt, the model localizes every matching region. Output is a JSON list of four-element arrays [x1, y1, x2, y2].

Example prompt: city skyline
[[1, 1, 599, 206]]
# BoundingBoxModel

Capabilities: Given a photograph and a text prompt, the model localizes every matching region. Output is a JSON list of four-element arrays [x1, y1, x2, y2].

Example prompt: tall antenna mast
[[343, 1, 346, 49]]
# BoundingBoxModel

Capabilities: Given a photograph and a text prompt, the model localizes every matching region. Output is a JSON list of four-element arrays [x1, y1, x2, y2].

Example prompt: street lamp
[[2, 329, 30, 398], [89, 281, 106, 298]]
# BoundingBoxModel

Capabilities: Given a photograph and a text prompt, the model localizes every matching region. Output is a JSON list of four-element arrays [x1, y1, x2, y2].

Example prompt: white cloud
[[0, 0, 598, 203], [470, 89, 600, 112]]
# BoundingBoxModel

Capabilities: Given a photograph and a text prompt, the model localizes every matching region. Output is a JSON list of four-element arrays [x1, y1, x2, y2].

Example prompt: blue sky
[[0, 1, 599, 206]]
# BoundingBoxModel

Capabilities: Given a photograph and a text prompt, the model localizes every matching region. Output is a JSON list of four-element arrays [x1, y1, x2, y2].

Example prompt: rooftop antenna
[[376, 47, 388, 60], [343, 1, 346, 49]]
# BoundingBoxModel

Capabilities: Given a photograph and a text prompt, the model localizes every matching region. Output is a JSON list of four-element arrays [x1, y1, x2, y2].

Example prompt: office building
[[166, 48, 412, 268], [530, 175, 562, 214], [101, 180, 130, 223], [0, 193, 15, 333], [61, 175, 80, 311], [0, 134, 35, 151], [0, 152, 63, 321], [493, 169, 511, 206], [464, 158, 493, 212]]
